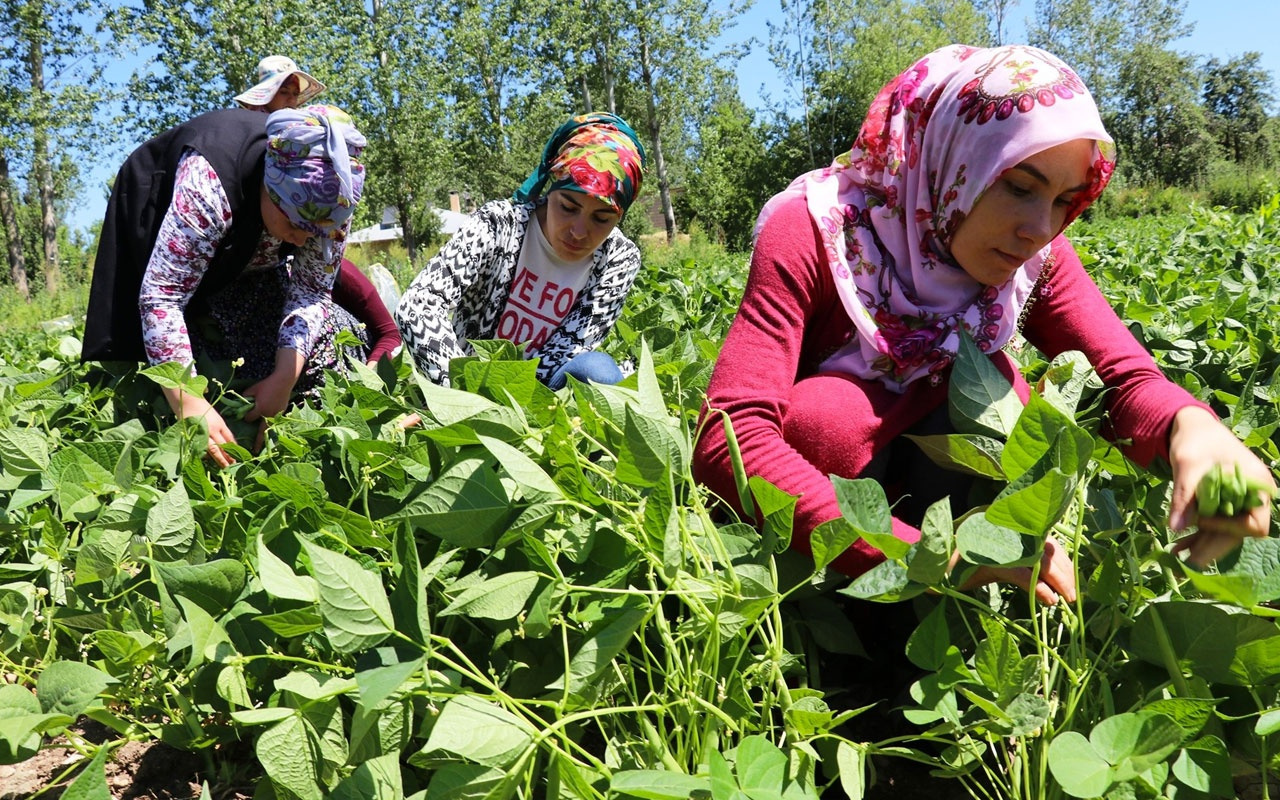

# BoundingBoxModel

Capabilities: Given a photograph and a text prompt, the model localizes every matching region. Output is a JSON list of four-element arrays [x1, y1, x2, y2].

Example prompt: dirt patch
[[0, 721, 252, 800]]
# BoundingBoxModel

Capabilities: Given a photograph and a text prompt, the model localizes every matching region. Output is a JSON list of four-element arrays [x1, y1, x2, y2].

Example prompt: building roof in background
[[348, 206, 473, 244]]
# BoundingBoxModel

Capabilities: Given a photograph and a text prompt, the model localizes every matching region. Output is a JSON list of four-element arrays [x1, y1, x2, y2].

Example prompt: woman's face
[[536, 189, 620, 261], [260, 186, 315, 247], [950, 138, 1094, 286], [264, 75, 301, 112]]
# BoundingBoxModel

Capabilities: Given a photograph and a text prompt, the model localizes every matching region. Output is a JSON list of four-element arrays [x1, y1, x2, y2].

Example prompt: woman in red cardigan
[[693, 44, 1273, 604]]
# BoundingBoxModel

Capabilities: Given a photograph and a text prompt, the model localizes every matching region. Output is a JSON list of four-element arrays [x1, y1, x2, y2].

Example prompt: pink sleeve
[[137, 150, 232, 368], [693, 196, 906, 576], [1024, 236, 1214, 466]]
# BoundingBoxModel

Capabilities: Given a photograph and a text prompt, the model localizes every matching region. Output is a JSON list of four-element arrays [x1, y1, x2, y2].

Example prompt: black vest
[[83, 109, 270, 361]]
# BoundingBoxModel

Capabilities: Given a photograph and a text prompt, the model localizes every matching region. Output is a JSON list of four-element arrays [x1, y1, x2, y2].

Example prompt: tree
[[1202, 53, 1276, 167], [1109, 44, 1214, 186], [1, 0, 112, 297], [678, 88, 771, 250]]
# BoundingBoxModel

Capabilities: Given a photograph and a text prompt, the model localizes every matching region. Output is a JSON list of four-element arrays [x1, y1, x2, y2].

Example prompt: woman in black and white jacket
[[396, 112, 647, 388]]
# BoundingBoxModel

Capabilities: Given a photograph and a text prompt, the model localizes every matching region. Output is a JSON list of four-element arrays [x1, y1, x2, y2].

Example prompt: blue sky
[[66, 0, 1280, 233]]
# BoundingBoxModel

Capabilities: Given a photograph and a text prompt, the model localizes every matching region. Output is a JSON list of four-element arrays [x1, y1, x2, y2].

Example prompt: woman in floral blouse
[[395, 112, 647, 389], [85, 104, 370, 467], [693, 44, 1274, 602]]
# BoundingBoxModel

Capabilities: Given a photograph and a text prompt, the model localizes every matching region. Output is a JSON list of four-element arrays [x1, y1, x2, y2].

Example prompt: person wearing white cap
[[233, 55, 325, 112]]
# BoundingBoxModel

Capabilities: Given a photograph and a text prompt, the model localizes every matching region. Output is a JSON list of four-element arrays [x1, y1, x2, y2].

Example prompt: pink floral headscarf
[[758, 44, 1116, 391]]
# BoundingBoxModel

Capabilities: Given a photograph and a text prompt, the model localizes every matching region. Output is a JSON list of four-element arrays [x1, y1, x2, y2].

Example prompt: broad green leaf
[[36, 661, 115, 717], [1038, 350, 1096, 416], [420, 762, 506, 799], [809, 517, 860, 573], [840, 558, 916, 601], [302, 541, 395, 654], [830, 477, 901, 557], [1230, 634, 1280, 686], [1142, 697, 1218, 739], [421, 695, 534, 769], [477, 435, 563, 504], [356, 656, 424, 714], [1002, 392, 1092, 482], [141, 360, 208, 397], [257, 608, 323, 637], [549, 602, 647, 694], [616, 406, 688, 487], [949, 330, 1022, 438], [1257, 709, 1280, 736], [955, 512, 1035, 566], [610, 770, 709, 799], [903, 433, 1006, 478], [145, 481, 195, 550], [392, 457, 513, 549], [1171, 737, 1231, 796], [736, 735, 789, 795], [60, 744, 111, 800], [1047, 732, 1113, 798], [440, 571, 540, 621], [0, 685, 72, 764], [1181, 536, 1280, 608], [171, 595, 234, 669], [1129, 603, 1236, 684], [1005, 693, 1050, 736], [0, 427, 51, 475], [151, 558, 246, 615], [905, 601, 950, 671], [907, 498, 952, 584], [986, 434, 1077, 537], [836, 741, 867, 800], [256, 537, 320, 604], [748, 476, 797, 554], [257, 712, 323, 800], [329, 753, 402, 800], [1092, 711, 1182, 780]]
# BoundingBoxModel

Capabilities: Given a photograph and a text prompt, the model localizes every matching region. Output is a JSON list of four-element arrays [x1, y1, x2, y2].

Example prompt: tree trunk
[[0, 153, 31, 302], [578, 73, 593, 112], [28, 34, 59, 295], [636, 23, 675, 242], [593, 33, 616, 113]]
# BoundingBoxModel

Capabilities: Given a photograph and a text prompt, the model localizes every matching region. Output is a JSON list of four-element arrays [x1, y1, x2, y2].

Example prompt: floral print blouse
[[137, 148, 340, 370]]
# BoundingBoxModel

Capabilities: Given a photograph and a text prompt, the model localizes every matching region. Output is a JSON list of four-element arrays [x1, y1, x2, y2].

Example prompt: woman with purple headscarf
[[395, 112, 647, 389], [85, 104, 371, 467]]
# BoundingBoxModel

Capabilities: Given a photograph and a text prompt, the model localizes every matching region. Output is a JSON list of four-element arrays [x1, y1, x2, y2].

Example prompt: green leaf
[[616, 406, 688, 487], [1129, 603, 1236, 684], [420, 762, 506, 799], [736, 735, 789, 794], [141, 361, 208, 397], [36, 661, 115, 717], [1092, 711, 1182, 780], [840, 558, 915, 601], [610, 770, 709, 799], [145, 481, 195, 550], [809, 517, 860, 573], [302, 541, 395, 654], [392, 456, 513, 549], [907, 499, 952, 584], [1172, 737, 1231, 796], [356, 656, 424, 714], [1047, 731, 1113, 798], [60, 744, 111, 800], [748, 476, 797, 554], [256, 537, 320, 604], [151, 559, 246, 615], [440, 571, 540, 621], [1002, 392, 1092, 482], [256, 712, 323, 800], [905, 601, 950, 671], [257, 608, 323, 638], [421, 695, 534, 769], [549, 602, 647, 694], [477, 435, 563, 504], [986, 436, 1077, 537], [172, 595, 234, 669], [0, 427, 51, 475], [329, 753, 402, 800], [949, 330, 1022, 438], [955, 512, 1035, 566], [830, 477, 901, 557], [903, 433, 1006, 479], [836, 741, 867, 800]]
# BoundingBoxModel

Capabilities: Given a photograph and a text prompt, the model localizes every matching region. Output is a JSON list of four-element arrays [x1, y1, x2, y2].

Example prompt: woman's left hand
[[1168, 405, 1275, 566]]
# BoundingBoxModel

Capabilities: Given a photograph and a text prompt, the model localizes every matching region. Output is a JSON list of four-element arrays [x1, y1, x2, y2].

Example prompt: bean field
[[2, 197, 1280, 800]]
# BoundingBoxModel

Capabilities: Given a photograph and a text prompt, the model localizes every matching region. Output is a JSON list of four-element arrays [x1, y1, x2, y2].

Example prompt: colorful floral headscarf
[[757, 44, 1116, 391], [514, 112, 646, 214], [263, 105, 367, 257]]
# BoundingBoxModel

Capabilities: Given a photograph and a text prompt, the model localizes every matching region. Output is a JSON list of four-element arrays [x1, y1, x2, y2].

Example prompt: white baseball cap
[[233, 55, 325, 108]]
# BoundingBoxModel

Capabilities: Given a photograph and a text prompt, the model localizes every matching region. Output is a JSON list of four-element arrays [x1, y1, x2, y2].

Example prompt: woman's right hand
[[163, 388, 238, 468]]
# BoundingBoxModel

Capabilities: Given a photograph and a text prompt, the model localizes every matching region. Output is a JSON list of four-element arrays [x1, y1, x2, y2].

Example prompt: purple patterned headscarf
[[263, 105, 367, 256]]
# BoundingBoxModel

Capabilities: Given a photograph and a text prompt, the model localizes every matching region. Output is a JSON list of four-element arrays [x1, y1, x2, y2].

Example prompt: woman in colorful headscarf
[[693, 44, 1273, 603], [84, 104, 372, 467], [395, 111, 647, 388]]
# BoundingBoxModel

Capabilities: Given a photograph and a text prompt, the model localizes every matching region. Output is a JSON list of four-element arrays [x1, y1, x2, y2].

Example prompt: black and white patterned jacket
[[395, 199, 642, 385]]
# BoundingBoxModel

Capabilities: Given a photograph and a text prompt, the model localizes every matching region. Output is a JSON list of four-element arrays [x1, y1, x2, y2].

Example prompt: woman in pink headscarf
[[693, 44, 1273, 603]]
